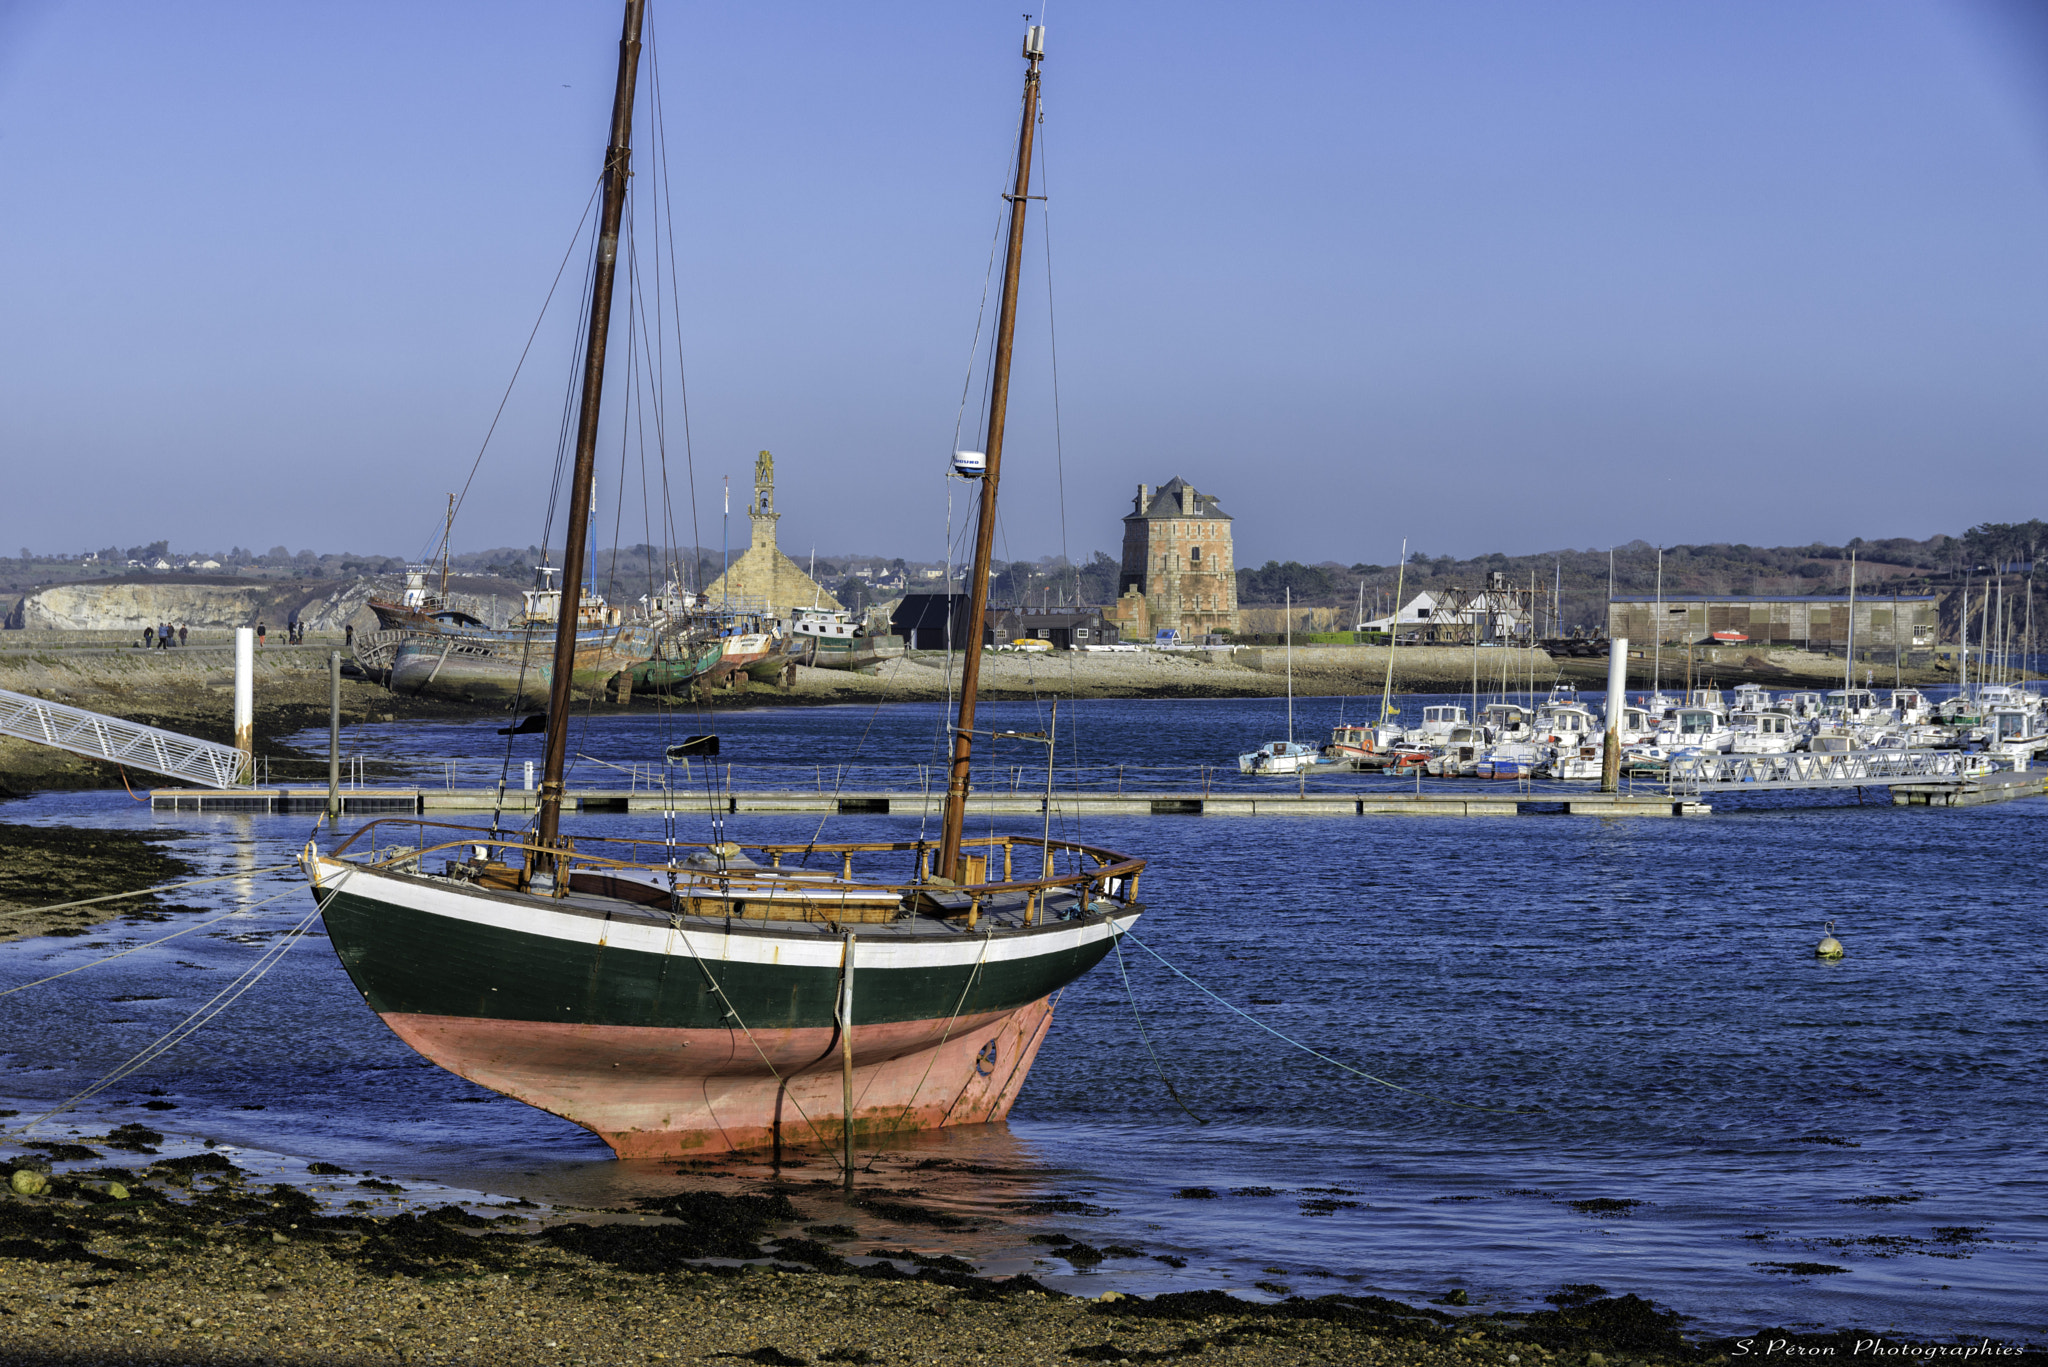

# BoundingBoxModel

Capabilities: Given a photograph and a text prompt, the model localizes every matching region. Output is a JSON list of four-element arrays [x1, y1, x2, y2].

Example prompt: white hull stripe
[[310, 857, 1131, 971]]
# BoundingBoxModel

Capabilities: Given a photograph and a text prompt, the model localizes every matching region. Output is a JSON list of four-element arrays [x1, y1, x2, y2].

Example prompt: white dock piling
[[1601, 636, 1628, 793], [234, 627, 254, 783]]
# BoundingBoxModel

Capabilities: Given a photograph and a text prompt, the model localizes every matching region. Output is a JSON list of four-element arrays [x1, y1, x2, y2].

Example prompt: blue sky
[[2, 0, 2045, 570]]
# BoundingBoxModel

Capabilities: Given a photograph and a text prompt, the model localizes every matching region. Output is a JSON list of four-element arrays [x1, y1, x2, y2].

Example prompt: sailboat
[[1239, 587, 1319, 774], [298, 10, 1144, 1159]]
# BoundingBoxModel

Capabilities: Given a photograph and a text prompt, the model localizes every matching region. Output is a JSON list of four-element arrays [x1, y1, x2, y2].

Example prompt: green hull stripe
[[316, 887, 1116, 1031]]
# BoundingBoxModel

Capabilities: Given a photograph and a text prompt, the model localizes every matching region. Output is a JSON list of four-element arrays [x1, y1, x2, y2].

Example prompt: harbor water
[[1, 694, 2042, 1342]]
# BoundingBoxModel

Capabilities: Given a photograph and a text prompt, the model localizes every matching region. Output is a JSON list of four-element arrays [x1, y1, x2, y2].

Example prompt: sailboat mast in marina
[[300, 12, 1145, 1160]]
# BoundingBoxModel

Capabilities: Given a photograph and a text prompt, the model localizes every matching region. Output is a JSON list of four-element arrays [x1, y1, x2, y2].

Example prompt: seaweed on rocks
[[1544, 1283, 1610, 1307], [764, 1237, 854, 1273], [1089, 1289, 1455, 1330], [101, 1123, 161, 1153], [546, 1188, 810, 1272], [865, 1248, 977, 1275], [851, 1193, 975, 1228], [1505, 1292, 1691, 1353], [19, 1142, 99, 1163], [150, 1152, 240, 1177]]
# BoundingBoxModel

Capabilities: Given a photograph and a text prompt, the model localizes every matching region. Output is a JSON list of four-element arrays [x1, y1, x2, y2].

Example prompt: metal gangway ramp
[[0, 686, 247, 789], [1670, 748, 1999, 794]]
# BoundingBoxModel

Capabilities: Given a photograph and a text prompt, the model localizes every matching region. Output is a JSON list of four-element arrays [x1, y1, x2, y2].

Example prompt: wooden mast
[[938, 25, 1045, 882], [535, 0, 646, 875]]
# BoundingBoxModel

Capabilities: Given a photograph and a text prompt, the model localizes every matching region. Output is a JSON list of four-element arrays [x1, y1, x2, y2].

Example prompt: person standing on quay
[[257, 621, 267, 648], [344, 623, 354, 649], [143, 624, 154, 649], [178, 624, 188, 647]]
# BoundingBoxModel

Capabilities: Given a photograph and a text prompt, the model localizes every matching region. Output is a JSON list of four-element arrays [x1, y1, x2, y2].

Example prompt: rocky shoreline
[[1, 1131, 1984, 1367]]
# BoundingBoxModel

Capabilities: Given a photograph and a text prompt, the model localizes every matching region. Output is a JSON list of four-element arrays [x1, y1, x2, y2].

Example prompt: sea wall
[[7, 575, 525, 634]]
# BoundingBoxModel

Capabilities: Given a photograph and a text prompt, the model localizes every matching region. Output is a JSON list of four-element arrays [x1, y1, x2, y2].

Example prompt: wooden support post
[[327, 651, 342, 818], [840, 933, 856, 1191]]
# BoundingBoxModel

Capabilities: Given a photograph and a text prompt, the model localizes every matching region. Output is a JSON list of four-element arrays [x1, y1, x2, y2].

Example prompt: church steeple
[[750, 450, 778, 549]]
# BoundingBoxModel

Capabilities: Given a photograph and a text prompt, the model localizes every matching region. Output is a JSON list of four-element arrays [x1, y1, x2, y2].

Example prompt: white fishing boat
[[1411, 704, 1469, 742], [1654, 707, 1734, 753], [1475, 741, 1544, 780], [1821, 688, 1889, 725], [1729, 683, 1773, 715], [1239, 740, 1322, 775], [1479, 701, 1533, 742], [1424, 724, 1493, 778], [1729, 711, 1800, 755], [1889, 688, 1933, 725]]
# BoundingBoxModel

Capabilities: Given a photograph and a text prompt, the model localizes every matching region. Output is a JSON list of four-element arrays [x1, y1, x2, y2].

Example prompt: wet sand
[[0, 1134, 1845, 1367]]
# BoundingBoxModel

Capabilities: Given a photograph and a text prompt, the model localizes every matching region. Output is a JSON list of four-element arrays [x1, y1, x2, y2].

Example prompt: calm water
[[1, 694, 2042, 1342]]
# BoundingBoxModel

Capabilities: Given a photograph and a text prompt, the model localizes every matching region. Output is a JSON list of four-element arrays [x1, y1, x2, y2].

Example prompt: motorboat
[[1655, 707, 1734, 753], [1729, 711, 1799, 755], [1239, 740, 1321, 775]]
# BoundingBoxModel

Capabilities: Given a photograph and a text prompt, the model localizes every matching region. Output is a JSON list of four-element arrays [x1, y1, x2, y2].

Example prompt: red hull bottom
[[379, 1001, 1059, 1159]]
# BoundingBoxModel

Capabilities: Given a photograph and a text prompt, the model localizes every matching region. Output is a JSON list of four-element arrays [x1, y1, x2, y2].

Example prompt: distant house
[[891, 594, 972, 651], [1360, 587, 1529, 643], [890, 596, 1121, 651], [986, 606, 1120, 650]]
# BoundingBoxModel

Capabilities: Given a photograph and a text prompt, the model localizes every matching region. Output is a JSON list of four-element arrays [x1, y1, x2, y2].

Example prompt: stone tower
[[750, 450, 777, 548], [702, 450, 841, 618], [1106, 476, 1238, 641]]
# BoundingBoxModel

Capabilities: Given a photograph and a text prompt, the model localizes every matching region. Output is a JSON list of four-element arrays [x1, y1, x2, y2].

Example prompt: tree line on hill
[[10, 523, 2041, 630], [1230, 522, 2043, 631]]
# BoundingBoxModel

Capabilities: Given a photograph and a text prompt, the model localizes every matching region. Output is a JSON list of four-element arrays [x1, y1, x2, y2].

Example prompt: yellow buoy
[[1816, 919, 1844, 959]]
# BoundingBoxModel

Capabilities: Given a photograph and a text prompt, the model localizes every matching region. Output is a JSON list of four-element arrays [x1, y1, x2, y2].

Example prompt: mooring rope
[[0, 863, 298, 921], [1109, 928, 1205, 1125], [0, 887, 300, 998], [1122, 927, 1541, 1115], [5, 903, 323, 1138]]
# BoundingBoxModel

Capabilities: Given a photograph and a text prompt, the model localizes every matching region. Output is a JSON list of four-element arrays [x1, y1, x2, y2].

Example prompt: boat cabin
[[1669, 708, 1723, 740], [1784, 691, 1823, 719], [1536, 704, 1600, 740], [791, 607, 865, 640], [1687, 688, 1727, 713], [1989, 707, 2043, 744], [1822, 689, 1883, 720], [1730, 683, 1771, 713], [1418, 705, 1468, 736], [1480, 703, 1530, 736]]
